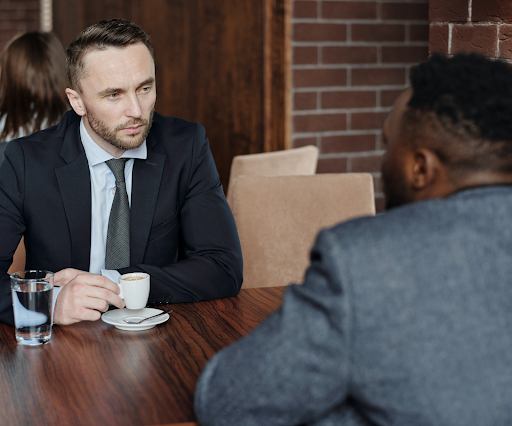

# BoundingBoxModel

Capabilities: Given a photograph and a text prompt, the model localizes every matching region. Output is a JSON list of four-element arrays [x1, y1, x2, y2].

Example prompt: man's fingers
[[53, 273, 125, 325], [53, 268, 88, 287], [75, 273, 121, 295], [81, 285, 125, 310]]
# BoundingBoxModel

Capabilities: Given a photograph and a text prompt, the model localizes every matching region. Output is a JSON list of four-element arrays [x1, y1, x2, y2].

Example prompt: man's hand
[[53, 269, 125, 325]]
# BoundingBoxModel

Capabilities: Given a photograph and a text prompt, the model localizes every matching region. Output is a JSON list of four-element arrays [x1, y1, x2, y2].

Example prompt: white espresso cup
[[118, 272, 150, 310]]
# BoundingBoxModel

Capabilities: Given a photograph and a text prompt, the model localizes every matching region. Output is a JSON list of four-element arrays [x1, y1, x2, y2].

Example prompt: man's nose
[[125, 94, 142, 118]]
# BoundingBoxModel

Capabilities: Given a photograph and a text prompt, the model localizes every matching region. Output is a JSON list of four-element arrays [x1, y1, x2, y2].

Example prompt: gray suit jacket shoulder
[[195, 185, 512, 426]]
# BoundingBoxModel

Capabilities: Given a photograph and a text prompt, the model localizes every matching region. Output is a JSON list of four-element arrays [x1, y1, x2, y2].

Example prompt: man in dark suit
[[0, 19, 242, 326], [194, 54, 512, 425]]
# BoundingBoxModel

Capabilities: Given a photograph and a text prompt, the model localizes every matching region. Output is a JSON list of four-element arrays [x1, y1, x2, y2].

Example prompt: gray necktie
[[105, 158, 130, 269]]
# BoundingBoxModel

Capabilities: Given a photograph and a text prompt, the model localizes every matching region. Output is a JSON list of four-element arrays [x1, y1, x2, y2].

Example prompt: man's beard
[[87, 108, 154, 151]]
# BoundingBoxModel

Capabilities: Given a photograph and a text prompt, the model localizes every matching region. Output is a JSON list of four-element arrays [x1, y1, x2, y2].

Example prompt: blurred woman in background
[[0, 31, 69, 274], [0, 31, 68, 143]]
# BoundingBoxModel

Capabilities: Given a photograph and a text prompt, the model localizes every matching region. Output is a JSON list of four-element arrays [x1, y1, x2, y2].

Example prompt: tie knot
[[106, 158, 128, 183]]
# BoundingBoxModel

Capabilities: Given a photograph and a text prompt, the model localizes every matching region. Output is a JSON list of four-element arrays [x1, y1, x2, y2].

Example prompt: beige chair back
[[232, 174, 375, 288], [226, 145, 319, 208]]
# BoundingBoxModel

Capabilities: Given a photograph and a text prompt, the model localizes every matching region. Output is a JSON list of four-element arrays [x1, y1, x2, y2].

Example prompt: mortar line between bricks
[[293, 107, 392, 115], [496, 23, 500, 58], [293, 130, 382, 137], [468, 0, 472, 22], [317, 150, 386, 159], [292, 19, 429, 24], [448, 23, 453, 54], [292, 63, 424, 69], [292, 42, 429, 47], [293, 85, 408, 92]]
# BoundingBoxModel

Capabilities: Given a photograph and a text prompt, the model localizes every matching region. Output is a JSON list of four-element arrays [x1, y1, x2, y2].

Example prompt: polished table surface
[[0, 286, 286, 426]]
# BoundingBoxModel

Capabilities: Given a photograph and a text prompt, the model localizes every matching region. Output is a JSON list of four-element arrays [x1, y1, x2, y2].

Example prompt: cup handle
[[118, 282, 124, 299]]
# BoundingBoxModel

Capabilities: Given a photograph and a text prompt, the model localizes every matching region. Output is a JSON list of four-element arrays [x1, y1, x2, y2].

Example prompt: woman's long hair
[[0, 31, 69, 140]]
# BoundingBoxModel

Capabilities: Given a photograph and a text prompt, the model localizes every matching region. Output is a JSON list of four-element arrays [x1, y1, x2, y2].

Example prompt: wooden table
[[0, 286, 286, 426]]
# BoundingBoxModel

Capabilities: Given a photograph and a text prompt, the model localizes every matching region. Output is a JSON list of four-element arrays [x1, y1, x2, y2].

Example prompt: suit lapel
[[130, 148, 166, 264], [55, 115, 92, 271]]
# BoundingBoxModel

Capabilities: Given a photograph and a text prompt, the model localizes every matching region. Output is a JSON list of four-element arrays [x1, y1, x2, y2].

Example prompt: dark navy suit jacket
[[0, 110, 243, 325]]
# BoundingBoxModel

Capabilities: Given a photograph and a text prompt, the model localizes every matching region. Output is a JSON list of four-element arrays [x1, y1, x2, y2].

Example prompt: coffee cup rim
[[119, 272, 150, 281]]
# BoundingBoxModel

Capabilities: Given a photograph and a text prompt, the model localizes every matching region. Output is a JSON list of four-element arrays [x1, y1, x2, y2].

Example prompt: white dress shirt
[[79, 118, 147, 275], [53, 119, 147, 306]]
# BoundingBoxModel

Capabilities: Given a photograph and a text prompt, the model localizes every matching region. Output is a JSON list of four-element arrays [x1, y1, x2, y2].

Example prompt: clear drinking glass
[[10, 270, 54, 346]]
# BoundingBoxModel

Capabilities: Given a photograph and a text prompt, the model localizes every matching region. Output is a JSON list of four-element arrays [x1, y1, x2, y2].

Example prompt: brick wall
[[430, 0, 512, 60], [291, 0, 429, 210], [0, 0, 40, 52]]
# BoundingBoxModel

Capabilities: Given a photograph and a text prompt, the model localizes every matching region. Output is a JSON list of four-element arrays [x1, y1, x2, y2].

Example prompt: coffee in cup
[[118, 272, 150, 310]]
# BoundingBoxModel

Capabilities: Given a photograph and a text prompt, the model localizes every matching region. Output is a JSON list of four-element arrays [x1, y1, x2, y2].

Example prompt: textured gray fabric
[[105, 158, 130, 269], [195, 185, 512, 426]]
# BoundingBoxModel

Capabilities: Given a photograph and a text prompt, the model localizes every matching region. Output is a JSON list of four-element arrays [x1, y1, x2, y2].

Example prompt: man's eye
[[108, 93, 119, 99], [141, 86, 150, 92]]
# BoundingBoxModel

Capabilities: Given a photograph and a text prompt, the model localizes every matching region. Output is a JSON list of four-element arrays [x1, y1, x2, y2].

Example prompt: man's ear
[[65, 88, 86, 117], [410, 148, 449, 196]]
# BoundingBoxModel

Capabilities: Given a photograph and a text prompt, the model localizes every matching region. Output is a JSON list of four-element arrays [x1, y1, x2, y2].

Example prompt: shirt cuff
[[100, 269, 121, 284]]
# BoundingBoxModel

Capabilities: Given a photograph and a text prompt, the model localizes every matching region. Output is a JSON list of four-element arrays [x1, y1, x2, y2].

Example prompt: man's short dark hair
[[404, 53, 512, 174], [66, 19, 154, 92]]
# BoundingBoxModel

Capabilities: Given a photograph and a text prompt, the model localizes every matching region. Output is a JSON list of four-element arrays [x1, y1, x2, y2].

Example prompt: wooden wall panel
[[52, 0, 290, 189]]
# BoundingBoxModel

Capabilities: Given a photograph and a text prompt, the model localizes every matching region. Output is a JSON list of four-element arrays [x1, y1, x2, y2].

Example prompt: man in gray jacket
[[194, 53, 512, 425]]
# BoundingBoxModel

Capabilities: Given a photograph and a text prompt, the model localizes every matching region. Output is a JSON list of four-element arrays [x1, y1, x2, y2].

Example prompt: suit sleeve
[[194, 229, 352, 426], [0, 141, 26, 325], [119, 123, 243, 304]]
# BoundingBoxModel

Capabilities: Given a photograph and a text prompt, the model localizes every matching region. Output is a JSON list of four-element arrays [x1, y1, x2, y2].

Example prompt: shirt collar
[[79, 118, 147, 167]]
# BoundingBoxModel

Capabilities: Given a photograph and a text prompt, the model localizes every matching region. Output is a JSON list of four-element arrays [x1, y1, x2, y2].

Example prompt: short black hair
[[404, 53, 512, 174]]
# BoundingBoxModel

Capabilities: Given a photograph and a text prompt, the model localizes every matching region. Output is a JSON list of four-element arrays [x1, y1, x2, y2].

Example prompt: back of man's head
[[66, 19, 153, 92], [405, 54, 512, 177]]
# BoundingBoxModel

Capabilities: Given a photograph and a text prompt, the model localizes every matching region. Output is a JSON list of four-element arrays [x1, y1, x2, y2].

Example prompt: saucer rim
[[101, 307, 170, 330]]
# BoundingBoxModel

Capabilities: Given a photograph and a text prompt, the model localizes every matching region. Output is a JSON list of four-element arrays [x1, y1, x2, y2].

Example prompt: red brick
[[410, 24, 430, 42], [293, 46, 318, 64], [381, 89, 403, 107], [473, 0, 512, 22], [352, 24, 405, 42], [321, 1, 377, 19], [429, 0, 469, 22], [381, 3, 429, 21], [294, 92, 317, 110], [499, 24, 512, 59], [316, 157, 348, 173], [321, 90, 376, 109], [293, 137, 318, 149], [351, 154, 384, 173], [293, 1, 318, 18], [451, 24, 498, 57], [293, 23, 347, 42], [429, 23, 449, 54], [351, 112, 388, 130], [352, 68, 406, 86], [382, 46, 429, 63], [321, 134, 376, 153], [322, 46, 377, 64], [293, 68, 347, 88], [293, 113, 347, 132]]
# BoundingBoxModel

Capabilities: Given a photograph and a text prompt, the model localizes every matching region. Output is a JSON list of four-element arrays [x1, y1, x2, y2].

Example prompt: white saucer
[[101, 308, 170, 331]]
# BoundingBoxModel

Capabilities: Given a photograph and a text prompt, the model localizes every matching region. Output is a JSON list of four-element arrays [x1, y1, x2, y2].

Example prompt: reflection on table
[[0, 286, 286, 426]]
